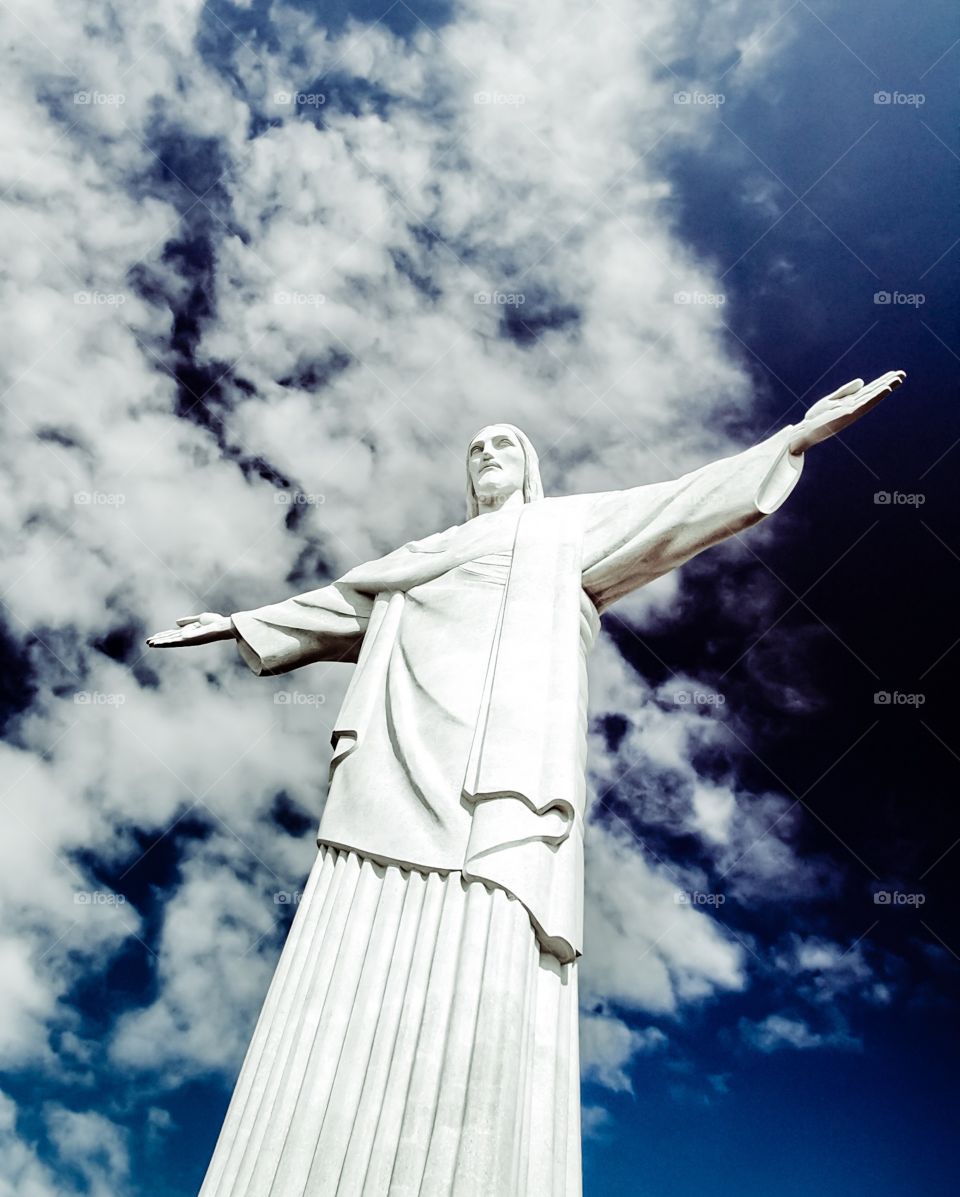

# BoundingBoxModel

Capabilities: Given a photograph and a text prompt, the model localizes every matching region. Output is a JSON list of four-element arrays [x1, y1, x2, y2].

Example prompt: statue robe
[[230, 424, 803, 964]]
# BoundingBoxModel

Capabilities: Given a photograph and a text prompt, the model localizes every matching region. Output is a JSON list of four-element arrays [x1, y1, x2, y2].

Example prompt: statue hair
[[465, 423, 544, 520]]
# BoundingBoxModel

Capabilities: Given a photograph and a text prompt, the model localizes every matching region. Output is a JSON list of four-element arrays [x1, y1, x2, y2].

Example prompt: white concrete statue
[[148, 370, 905, 1197]]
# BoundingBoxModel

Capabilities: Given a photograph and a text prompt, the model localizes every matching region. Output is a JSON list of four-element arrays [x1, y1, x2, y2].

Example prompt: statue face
[[467, 425, 526, 502]]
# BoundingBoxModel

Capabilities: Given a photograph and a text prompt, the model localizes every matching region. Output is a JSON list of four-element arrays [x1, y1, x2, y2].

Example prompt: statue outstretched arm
[[147, 581, 373, 676], [580, 369, 907, 613]]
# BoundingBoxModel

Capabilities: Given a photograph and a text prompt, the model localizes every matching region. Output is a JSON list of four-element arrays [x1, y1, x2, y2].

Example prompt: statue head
[[465, 423, 543, 519]]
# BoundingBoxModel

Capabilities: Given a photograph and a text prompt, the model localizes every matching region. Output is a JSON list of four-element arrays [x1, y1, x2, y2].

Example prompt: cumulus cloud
[[585, 636, 840, 907], [580, 1013, 667, 1093], [581, 816, 748, 1015], [44, 1106, 130, 1197], [736, 932, 898, 1055], [109, 834, 298, 1079], [740, 1012, 860, 1053], [580, 1102, 614, 1140], [772, 933, 894, 1008], [0, 1091, 129, 1197]]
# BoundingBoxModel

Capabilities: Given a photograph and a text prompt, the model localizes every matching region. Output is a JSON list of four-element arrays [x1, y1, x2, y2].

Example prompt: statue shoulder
[[402, 523, 464, 554], [538, 492, 594, 514]]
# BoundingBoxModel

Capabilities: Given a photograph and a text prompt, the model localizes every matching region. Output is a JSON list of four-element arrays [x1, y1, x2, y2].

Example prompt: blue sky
[[0, 0, 957, 1194]]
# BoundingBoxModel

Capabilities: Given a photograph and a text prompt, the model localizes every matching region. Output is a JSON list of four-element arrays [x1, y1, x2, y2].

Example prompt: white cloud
[[581, 1012, 667, 1093], [45, 1106, 130, 1197], [585, 637, 840, 906], [741, 1012, 859, 1053], [581, 818, 747, 1015], [0, 1091, 130, 1197], [690, 780, 739, 844], [580, 1102, 614, 1140], [0, 1091, 59, 1197], [773, 933, 887, 1005], [109, 835, 306, 1079]]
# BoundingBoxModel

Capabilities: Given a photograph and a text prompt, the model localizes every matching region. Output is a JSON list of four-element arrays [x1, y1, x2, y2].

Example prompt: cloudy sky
[[0, 0, 957, 1194]]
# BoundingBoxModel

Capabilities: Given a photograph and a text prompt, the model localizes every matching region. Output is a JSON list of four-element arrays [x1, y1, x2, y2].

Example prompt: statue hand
[[145, 612, 235, 648], [788, 369, 907, 455]]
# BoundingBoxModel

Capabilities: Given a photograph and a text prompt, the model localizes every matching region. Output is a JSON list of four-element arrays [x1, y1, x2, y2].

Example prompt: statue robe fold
[[230, 424, 803, 964]]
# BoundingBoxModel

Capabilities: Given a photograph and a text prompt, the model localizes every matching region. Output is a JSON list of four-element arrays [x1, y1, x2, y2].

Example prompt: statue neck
[[477, 488, 524, 516]]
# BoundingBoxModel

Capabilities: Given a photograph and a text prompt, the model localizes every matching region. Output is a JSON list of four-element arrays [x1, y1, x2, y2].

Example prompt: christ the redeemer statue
[[148, 370, 905, 1197]]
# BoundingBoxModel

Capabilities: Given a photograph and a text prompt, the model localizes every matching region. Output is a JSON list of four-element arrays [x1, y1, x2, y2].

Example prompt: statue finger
[[874, 369, 906, 391], [175, 615, 204, 627], [856, 374, 901, 404], [146, 629, 183, 646], [825, 377, 865, 403]]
